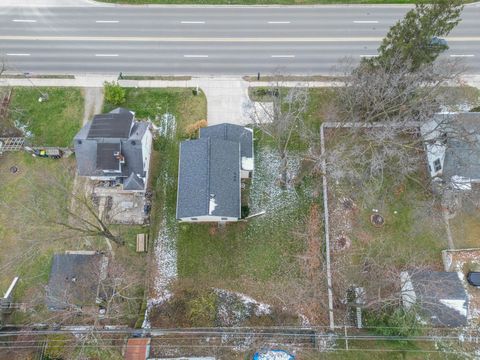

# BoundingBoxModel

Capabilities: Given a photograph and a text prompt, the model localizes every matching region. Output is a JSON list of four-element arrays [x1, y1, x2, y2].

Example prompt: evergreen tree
[[377, 0, 463, 70]]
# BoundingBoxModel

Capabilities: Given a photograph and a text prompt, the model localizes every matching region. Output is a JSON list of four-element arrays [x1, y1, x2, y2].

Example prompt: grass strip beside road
[[99, 0, 417, 4]]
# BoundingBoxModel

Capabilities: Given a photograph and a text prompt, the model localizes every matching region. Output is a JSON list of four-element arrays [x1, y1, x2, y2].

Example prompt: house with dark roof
[[421, 112, 480, 190], [176, 123, 253, 222], [74, 108, 152, 192], [46, 251, 108, 311], [400, 270, 468, 327]]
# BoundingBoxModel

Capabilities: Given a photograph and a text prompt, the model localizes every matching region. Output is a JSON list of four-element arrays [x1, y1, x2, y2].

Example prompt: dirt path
[[82, 87, 104, 125], [68, 87, 105, 246]]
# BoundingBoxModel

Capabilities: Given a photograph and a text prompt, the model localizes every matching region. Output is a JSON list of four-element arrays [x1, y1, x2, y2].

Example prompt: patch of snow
[[14, 120, 32, 138], [209, 196, 218, 215], [214, 288, 272, 327], [439, 299, 467, 318], [154, 113, 177, 139], [248, 149, 303, 216], [254, 350, 294, 360], [299, 314, 310, 327], [142, 172, 178, 329]]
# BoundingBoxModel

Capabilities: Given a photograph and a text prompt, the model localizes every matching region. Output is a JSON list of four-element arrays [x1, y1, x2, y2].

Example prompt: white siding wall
[[141, 127, 153, 181]]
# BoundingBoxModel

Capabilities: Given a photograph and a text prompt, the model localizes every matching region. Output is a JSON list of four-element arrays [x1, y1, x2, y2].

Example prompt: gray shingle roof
[[176, 138, 240, 219], [96, 143, 120, 171], [409, 271, 468, 327], [200, 123, 253, 159], [46, 253, 105, 311], [439, 112, 480, 181], [124, 172, 145, 191], [87, 109, 133, 139], [74, 109, 148, 181]]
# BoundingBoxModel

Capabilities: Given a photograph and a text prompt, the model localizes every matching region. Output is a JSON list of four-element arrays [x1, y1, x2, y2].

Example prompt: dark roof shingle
[[87, 110, 133, 139], [176, 138, 240, 219], [96, 143, 120, 171], [46, 253, 105, 310]]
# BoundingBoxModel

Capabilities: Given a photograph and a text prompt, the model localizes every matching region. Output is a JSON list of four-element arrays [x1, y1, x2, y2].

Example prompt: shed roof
[[176, 138, 240, 219], [124, 338, 151, 360], [46, 253, 106, 311], [405, 270, 468, 327]]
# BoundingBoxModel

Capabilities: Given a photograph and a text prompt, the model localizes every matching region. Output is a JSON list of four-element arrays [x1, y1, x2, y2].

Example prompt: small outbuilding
[[400, 270, 468, 327], [46, 251, 108, 311]]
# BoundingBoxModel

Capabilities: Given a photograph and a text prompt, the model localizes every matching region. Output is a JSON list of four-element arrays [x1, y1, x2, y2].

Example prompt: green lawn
[[0, 152, 76, 323], [8, 87, 83, 147], [103, 87, 207, 131], [141, 85, 327, 327]]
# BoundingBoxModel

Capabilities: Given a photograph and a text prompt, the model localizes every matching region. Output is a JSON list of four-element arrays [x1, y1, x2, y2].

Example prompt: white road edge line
[[95, 54, 119, 57], [12, 19, 37, 23], [271, 55, 295, 58], [360, 54, 379, 58], [268, 21, 291, 24], [184, 55, 209, 58], [181, 21, 206, 24], [353, 20, 379, 24], [450, 54, 475, 57], [6, 53, 30, 56], [95, 20, 120, 23]]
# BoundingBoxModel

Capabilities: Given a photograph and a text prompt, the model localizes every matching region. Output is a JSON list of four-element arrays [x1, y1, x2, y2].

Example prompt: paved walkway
[[0, 0, 101, 6], [1, 74, 479, 125]]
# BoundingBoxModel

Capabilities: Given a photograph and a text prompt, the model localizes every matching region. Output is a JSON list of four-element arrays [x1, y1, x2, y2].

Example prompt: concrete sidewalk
[[2, 74, 479, 125]]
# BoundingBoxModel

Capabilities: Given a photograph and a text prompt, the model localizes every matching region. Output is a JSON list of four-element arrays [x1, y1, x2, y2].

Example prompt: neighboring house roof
[[124, 172, 145, 191], [176, 137, 240, 219], [96, 143, 121, 171], [441, 113, 480, 181], [401, 270, 468, 327], [87, 108, 133, 139], [200, 123, 253, 159], [46, 253, 107, 311], [423, 112, 480, 183], [124, 338, 151, 360]]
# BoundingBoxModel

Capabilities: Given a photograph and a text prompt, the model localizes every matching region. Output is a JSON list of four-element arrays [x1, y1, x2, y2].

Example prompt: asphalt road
[[0, 4, 479, 75]]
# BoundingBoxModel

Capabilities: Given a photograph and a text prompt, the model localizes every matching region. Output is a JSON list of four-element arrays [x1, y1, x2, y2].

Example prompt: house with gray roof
[[176, 123, 253, 222], [400, 270, 468, 327], [74, 108, 152, 192], [421, 112, 480, 190], [46, 251, 108, 311], [200, 123, 254, 179]]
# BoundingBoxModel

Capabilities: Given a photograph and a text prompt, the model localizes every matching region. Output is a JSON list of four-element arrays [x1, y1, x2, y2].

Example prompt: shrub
[[104, 81, 126, 105], [364, 307, 422, 337], [185, 119, 208, 138], [241, 205, 250, 218], [470, 106, 480, 112], [187, 290, 217, 326]]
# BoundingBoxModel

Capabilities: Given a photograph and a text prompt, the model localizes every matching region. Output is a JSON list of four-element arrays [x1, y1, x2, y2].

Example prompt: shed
[[124, 338, 151, 360]]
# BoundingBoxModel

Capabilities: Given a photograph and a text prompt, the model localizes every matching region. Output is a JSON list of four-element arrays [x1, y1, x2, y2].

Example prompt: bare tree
[[5, 159, 126, 249], [304, 55, 466, 197], [248, 83, 309, 187]]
